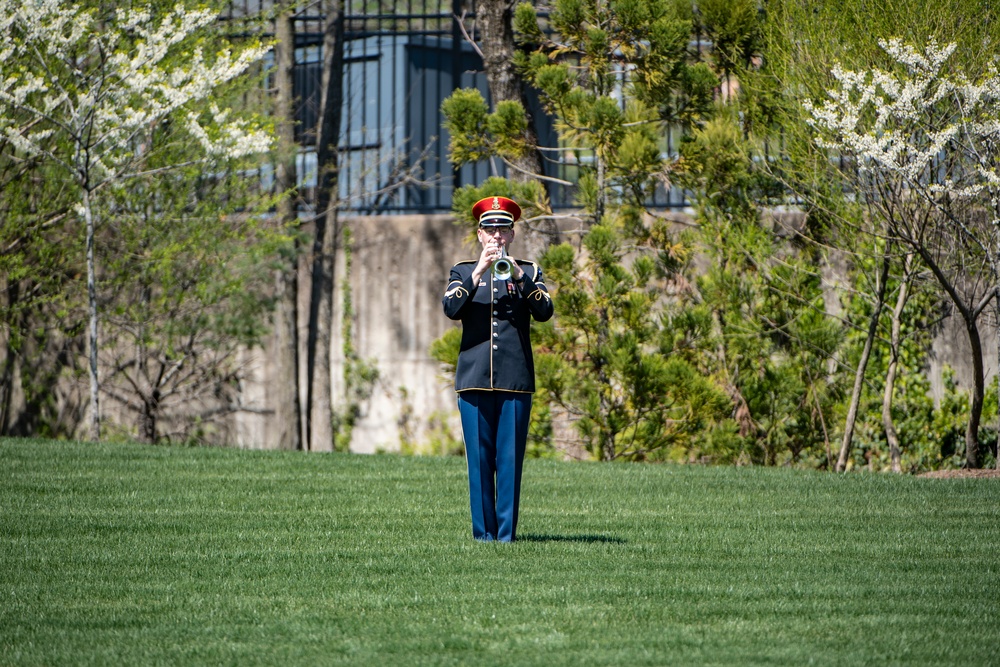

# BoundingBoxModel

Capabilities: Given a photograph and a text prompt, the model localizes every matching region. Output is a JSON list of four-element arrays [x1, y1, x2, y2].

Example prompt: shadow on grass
[[517, 533, 626, 544]]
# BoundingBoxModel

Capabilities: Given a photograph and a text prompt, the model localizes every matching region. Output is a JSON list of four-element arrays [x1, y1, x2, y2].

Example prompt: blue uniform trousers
[[457, 390, 531, 542]]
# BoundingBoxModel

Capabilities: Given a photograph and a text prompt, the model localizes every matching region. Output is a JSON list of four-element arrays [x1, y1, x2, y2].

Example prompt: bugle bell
[[492, 246, 513, 281]]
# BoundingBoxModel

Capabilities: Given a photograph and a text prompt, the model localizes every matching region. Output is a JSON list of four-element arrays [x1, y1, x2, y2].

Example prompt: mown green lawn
[[1, 437, 997, 666]]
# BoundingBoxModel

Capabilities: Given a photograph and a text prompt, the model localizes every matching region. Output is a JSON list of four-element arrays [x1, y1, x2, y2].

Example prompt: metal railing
[[230, 1, 696, 214]]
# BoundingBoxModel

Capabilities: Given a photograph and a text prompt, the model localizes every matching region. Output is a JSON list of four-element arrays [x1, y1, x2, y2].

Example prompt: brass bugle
[[492, 246, 513, 281]]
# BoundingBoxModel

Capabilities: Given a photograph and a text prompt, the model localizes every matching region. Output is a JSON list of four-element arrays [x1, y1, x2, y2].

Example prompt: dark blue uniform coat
[[442, 259, 554, 392], [442, 257, 553, 542]]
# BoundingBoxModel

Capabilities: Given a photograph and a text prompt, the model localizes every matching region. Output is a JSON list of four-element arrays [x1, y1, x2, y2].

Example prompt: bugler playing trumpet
[[442, 195, 554, 542]]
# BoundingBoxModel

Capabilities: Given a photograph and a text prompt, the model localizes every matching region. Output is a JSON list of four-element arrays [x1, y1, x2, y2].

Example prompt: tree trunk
[[882, 253, 913, 474], [915, 246, 983, 468], [139, 390, 159, 444], [308, 214, 338, 452], [986, 191, 1000, 470], [274, 262, 303, 450], [475, 0, 555, 256], [995, 289, 1000, 470], [990, 226, 1000, 470], [476, 0, 540, 176], [308, 0, 345, 451], [273, 4, 303, 451], [595, 154, 606, 226], [84, 188, 101, 441], [0, 280, 17, 435], [136, 280, 157, 445], [836, 252, 891, 472], [964, 317, 985, 469]]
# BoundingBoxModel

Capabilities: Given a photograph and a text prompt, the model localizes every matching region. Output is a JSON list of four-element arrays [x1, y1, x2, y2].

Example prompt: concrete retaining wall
[[232, 215, 472, 452], [230, 213, 998, 452]]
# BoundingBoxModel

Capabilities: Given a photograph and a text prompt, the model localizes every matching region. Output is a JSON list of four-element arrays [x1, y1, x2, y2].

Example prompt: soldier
[[442, 196, 554, 542]]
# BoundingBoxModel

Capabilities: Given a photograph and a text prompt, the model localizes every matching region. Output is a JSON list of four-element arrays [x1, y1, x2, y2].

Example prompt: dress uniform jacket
[[443, 258, 554, 393]]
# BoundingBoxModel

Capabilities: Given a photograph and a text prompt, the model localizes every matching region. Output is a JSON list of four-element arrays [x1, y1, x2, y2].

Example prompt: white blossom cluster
[[186, 104, 274, 157], [804, 39, 1000, 224], [0, 0, 272, 182]]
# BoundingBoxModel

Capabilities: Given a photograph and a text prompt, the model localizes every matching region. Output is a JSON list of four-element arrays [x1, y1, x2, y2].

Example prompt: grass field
[[1, 437, 998, 666]]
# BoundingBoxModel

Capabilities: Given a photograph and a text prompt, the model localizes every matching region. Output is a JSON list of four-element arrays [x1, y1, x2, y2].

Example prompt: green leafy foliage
[[434, 0, 991, 472], [436, 0, 846, 466], [440, 89, 493, 166], [444, 0, 719, 224], [535, 227, 731, 461], [0, 154, 83, 437], [96, 143, 287, 443], [0, 1, 278, 442], [669, 111, 846, 466], [836, 255, 988, 472], [695, 0, 762, 76], [758, 1, 1000, 470]]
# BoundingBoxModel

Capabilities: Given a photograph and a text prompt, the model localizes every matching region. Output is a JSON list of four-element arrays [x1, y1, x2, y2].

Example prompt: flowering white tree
[[0, 0, 272, 440], [806, 39, 1000, 469]]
